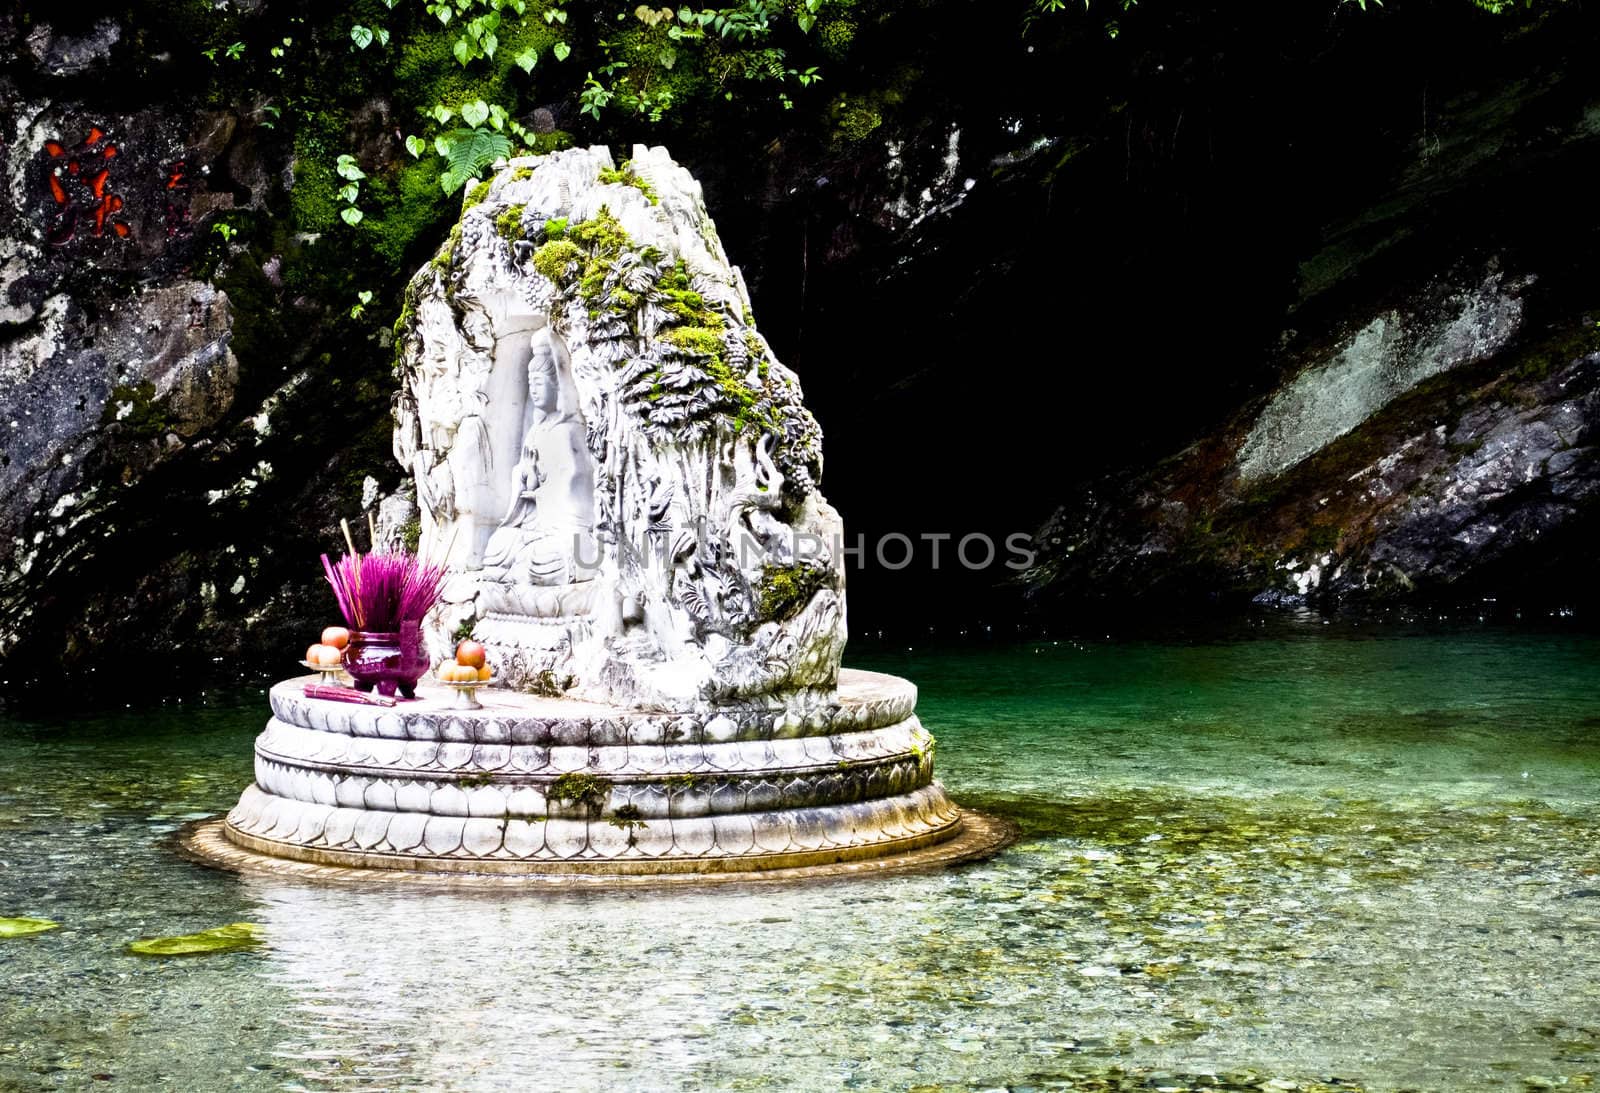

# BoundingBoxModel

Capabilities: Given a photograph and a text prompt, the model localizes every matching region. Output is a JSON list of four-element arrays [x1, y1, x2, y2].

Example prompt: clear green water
[[4, 622, 1600, 1091]]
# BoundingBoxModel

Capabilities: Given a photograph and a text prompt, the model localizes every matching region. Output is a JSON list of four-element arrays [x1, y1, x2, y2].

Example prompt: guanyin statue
[[479, 329, 600, 596]]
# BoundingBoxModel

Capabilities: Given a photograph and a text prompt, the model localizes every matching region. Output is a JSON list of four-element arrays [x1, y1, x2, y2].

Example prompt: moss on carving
[[662, 325, 727, 357], [462, 179, 492, 210], [608, 803, 647, 831], [528, 669, 571, 697], [757, 564, 825, 621], [548, 772, 610, 808], [494, 203, 527, 241], [431, 223, 463, 275], [597, 161, 660, 205], [531, 239, 583, 282]]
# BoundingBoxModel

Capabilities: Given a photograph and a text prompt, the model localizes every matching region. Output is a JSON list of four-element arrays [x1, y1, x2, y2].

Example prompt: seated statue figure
[[480, 333, 599, 603]]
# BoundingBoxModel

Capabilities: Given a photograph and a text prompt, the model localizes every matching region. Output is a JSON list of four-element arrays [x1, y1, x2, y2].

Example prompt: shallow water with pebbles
[[2, 620, 1599, 1091]]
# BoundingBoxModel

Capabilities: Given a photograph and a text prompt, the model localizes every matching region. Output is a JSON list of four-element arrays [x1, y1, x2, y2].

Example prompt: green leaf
[[435, 134, 454, 156], [439, 127, 513, 194], [460, 99, 490, 127], [350, 24, 374, 49], [377, 28, 391, 47], [0, 917, 60, 938], [488, 104, 509, 130], [405, 134, 426, 158], [338, 182, 360, 203], [429, 104, 455, 125], [515, 49, 538, 72], [340, 207, 365, 226], [452, 36, 471, 66], [335, 154, 366, 181], [552, 41, 571, 61], [481, 31, 497, 58], [127, 923, 263, 957]]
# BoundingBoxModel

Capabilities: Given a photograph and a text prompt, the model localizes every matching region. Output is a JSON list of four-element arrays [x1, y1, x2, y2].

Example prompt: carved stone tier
[[219, 669, 969, 876]]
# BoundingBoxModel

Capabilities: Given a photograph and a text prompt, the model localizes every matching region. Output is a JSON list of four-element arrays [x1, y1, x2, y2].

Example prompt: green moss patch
[[495, 203, 528, 241], [0, 917, 61, 938], [548, 772, 611, 808], [531, 238, 583, 281], [597, 161, 660, 205], [757, 564, 825, 621], [126, 922, 263, 957]]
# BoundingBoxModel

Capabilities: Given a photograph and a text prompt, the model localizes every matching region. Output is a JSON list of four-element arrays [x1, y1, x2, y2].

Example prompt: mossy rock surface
[[0, 917, 61, 938], [126, 922, 263, 957]]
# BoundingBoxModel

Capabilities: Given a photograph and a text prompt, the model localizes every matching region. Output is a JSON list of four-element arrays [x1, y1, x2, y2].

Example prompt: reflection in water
[[3, 622, 1600, 1090]]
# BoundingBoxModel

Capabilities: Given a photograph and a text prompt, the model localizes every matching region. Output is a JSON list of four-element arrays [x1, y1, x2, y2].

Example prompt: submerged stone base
[[200, 669, 1003, 882]]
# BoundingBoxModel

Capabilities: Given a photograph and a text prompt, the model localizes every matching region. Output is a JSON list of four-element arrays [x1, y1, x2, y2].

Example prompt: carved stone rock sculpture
[[195, 149, 1006, 882], [393, 145, 845, 713]]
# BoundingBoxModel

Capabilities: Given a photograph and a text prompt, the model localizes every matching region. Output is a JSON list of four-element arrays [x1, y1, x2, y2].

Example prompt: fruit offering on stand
[[437, 640, 493, 685], [305, 643, 343, 667], [321, 627, 351, 650]]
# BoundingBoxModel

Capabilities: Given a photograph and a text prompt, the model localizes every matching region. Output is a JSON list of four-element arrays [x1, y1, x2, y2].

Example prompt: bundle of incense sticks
[[303, 683, 397, 707], [319, 517, 446, 633]]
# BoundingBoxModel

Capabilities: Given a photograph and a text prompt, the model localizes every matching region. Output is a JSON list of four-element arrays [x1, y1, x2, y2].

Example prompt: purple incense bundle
[[322, 550, 446, 632]]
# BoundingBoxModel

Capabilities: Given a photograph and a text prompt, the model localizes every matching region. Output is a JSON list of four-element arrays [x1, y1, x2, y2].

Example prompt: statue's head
[[527, 331, 578, 422], [529, 344, 558, 415]]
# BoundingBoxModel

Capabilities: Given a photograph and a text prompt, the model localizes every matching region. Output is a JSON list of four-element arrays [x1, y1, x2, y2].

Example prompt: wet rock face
[[25, 19, 120, 78], [0, 282, 238, 655], [0, 19, 316, 679], [1236, 271, 1527, 483], [1353, 364, 1600, 596], [1024, 263, 1600, 609]]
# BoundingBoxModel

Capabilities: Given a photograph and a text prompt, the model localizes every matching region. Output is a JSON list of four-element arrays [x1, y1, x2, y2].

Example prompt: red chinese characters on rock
[[43, 127, 130, 246], [162, 159, 192, 240]]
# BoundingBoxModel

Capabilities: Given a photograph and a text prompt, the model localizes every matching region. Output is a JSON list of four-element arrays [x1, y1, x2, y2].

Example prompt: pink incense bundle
[[321, 550, 446, 633]]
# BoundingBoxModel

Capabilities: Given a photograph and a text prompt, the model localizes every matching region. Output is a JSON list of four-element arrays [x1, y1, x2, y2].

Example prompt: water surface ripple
[[3, 623, 1599, 1090]]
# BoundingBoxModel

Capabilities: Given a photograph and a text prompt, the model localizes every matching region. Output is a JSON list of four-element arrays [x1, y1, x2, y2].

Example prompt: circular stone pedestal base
[[179, 810, 1015, 888], [209, 669, 1006, 883]]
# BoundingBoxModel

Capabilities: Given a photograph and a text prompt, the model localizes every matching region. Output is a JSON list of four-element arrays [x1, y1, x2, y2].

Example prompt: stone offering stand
[[183, 668, 1011, 884]]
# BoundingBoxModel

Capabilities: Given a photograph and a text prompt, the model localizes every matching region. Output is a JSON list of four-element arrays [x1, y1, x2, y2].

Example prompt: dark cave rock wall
[[1011, 3, 1600, 613], [1023, 265, 1600, 609], [0, 12, 401, 682]]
